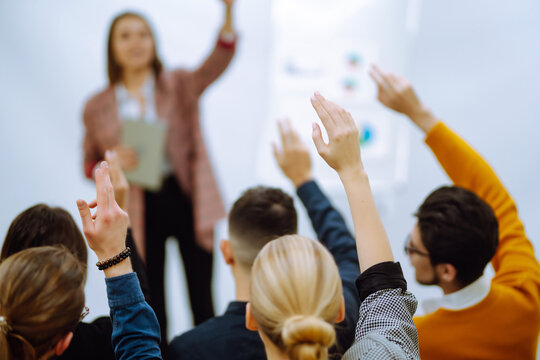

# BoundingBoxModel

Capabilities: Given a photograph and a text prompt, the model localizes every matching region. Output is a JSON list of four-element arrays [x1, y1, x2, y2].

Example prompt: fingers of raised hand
[[95, 162, 115, 209], [312, 122, 329, 158], [284, 118, 300, 143], [76, 199, 94, 237], [311, 92, 357, 140], [277, 119, 289, 148], [310, 92, 335, 130]]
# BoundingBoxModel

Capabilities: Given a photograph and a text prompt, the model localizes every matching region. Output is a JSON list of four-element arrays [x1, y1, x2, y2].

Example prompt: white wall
[[1, 0, 539, 351]]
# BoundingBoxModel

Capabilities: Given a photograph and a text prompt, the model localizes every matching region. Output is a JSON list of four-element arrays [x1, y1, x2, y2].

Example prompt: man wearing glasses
[[370, 64, 540, 360]]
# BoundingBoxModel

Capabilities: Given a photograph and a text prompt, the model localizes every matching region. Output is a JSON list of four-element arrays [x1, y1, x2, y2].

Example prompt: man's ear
[[336, 295, 345, 323], [54, 332, 73, 356], [245, 302, 259, 331], [435, 263, 458, 283], [220, 239, 235, 266]]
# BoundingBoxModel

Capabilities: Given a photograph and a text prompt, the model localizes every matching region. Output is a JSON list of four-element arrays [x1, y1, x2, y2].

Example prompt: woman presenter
[[81, 0, 237, 344]]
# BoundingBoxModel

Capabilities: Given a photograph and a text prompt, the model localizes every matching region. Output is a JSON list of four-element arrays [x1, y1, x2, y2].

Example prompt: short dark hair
[[1, 204, 88, 266], [228, 186, 298, 268], [415, 186, 499, 286]]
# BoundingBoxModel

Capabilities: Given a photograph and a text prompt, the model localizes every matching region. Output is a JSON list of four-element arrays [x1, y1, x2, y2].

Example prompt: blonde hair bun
[[282, 315, 335, 360]]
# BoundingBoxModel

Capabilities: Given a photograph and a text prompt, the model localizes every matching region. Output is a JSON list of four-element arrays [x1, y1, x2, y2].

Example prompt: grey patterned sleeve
[[342, 289, 420, 360]]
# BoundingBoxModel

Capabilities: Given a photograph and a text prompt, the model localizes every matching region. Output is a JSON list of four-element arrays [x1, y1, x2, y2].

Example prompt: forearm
[[107, 273, 162, 360], [339, 167, 393, 272], [192, 35, 236, 95], [408, 105, 438, 134], [221, 4, 234, 34]]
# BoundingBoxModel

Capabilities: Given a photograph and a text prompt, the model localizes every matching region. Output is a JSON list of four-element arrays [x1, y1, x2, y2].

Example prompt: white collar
[[115, 74, 155, 102], [421, 274, 491, 315]]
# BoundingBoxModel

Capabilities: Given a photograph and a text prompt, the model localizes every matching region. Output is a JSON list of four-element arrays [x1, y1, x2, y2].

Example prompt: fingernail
[[314, 91, 321, 97], [310, 95, 316, 102], [101, 161, 109, 169], [312, 122, 317, 130], [105, 150, 110, 158]]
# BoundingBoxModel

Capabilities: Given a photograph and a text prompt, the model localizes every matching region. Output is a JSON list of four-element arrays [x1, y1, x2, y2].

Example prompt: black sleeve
[[125, 228, 152, 303], [355, 261, 407, 303]]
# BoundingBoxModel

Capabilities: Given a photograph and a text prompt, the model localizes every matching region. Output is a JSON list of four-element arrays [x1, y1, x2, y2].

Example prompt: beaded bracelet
[[96, 247, 132, 271]]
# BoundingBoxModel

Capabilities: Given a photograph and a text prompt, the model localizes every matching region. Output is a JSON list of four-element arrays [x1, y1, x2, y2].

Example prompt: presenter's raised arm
[[189, 0, 237, 96]]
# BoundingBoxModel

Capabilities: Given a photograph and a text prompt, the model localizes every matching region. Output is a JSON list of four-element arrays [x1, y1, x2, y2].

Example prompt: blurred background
[[1, 0, 539, 353]]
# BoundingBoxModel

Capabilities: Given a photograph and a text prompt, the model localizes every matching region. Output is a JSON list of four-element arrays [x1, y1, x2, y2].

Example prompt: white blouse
[[115, 75, 172, 176]]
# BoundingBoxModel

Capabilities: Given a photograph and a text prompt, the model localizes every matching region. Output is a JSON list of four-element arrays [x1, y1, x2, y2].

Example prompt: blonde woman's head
[[247, 235, 344, 360]]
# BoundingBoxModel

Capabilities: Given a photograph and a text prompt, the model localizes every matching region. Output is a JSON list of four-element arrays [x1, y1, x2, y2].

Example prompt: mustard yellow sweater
[[414, 122, 540, 360]]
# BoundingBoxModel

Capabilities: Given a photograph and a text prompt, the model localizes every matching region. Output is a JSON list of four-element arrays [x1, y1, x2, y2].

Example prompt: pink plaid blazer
[[82, 38, 235, 257]]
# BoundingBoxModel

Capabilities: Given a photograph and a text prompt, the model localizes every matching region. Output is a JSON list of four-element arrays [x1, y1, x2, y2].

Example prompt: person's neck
[[260, 331, 289, 360], [440, 281, 463, 295], [121, 68, 152, 93], [232, 265, 251, 302]]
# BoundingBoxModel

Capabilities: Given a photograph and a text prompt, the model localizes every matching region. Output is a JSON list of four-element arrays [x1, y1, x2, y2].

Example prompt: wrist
[[95, 246, 127, 264], [408, 106, 437, 133], [337, 165, 367, 183], [103, 259, 133, 278], [291, 174, 313, 188]]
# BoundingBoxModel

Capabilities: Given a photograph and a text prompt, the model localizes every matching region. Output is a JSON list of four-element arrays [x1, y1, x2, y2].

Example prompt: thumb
[[76, 199, 93, 234], [312, 122, 329, 157]]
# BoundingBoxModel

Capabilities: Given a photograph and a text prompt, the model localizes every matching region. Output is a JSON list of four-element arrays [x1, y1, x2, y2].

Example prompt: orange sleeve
[[425, 122, 540, 287]]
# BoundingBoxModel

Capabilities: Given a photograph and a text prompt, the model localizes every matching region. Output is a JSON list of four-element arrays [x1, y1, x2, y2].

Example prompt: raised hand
[[310, 92, 393, 271], [310, 92, 362, 176], [273, 118, 312, 188], [369, 64, 437, 133], [221, 0, 235, 34], [77, 162, 130, 277]]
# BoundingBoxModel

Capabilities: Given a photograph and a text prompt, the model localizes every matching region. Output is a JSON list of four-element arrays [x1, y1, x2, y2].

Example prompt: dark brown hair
[[0, 246, 86, 360], [1, 204, 87, 266], [107, 11, 163, 84], [416, 186, 499, 286], [228, 186, 298, 268]]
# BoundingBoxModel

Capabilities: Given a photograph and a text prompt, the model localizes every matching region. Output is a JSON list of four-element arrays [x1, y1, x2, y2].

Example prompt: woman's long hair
[[0, 246, 86, 360], [106, 11, 163, 84], [250, 235, 342, 360]]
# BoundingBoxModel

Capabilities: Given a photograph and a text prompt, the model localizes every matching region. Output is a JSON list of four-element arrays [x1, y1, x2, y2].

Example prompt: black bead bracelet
[[96, 247, 132, 271]]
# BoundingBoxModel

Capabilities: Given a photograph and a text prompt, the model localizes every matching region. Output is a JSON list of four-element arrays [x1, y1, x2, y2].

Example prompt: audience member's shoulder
[[170, 315, 225, 350], [168, 306, 259, 360]]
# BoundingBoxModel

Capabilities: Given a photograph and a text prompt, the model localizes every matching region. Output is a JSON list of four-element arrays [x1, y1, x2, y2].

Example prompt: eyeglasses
[[404, 236, 430, 257], [80, 306, 90, 322]]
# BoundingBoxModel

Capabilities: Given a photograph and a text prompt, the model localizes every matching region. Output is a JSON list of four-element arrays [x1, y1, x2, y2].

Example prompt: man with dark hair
[[413, 186, 499, 288], [168, 122, 360, 360], [370, 64, 540, 359], [227, 186, 298, 268]]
